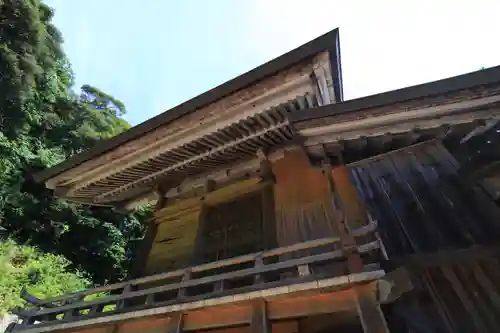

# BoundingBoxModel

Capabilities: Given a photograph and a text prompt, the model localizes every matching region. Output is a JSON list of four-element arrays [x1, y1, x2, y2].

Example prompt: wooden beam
[[298, 95, 500, 138], [377, 267, 413, 304], [47, 67, 313, 190], [53, 185, 71, 198], [460, 118, 497, 143], [355, 287, 390, 333], [250, 299, 270, 333], [17, 279, 385, 333], [94, 122, 288, 203], [121, 159, 264, 210]]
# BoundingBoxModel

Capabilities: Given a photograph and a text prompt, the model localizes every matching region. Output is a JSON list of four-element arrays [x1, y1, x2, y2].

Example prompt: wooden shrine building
[[9, 28, 500, 333]]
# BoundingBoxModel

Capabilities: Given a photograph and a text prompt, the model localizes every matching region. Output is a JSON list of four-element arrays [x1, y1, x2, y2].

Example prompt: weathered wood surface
[[348, 140, 500, 259], [272, 149, 340, 250], [250, 299, 270, 333], [46, 50, 331, 192], [144, 178, 269, 274], [348, 140, 500, 332], [14, 276, 399, 333], [11, 222, 381, 332]]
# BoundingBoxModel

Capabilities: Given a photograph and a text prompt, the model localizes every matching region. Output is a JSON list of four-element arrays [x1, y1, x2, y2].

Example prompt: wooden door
[[199, 192, 265, 263]]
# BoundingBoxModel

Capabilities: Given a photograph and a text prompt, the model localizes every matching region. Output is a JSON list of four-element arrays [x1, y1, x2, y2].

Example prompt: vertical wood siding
[[272, 149, 339, 247], [348, 140, 500, 256], [348, 140, 500, 332]]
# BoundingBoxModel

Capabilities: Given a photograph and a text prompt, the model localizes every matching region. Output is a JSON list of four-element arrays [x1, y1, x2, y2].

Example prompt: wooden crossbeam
[[94, 122, 288, 203]]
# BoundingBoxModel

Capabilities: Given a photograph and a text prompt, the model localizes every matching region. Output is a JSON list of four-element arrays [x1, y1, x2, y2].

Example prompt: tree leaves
[[0, 0, 149, 287], [0, 239, 90, 314]]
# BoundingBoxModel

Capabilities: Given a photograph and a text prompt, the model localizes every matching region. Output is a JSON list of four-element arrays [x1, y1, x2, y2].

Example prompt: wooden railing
[[11, 222, 382, 332]]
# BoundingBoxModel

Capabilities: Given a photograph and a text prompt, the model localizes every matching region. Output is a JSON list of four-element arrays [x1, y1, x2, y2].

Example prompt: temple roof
[[34, 28, 343, 207], [291, 65, 500, 163], [34, 26, 500, 210]]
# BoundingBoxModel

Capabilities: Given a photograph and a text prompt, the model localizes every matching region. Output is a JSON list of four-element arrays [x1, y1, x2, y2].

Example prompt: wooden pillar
[[262, 183, 277, 250], [325, 152, 389, 333], [250, 299, 270, 333], [330, 165, 366, 230], [129, 220, 157, 278], [192, 205, 209, 265], [258, 149, 278, 250], [324, 163, 365, 273], [129, 185, 170, 278]]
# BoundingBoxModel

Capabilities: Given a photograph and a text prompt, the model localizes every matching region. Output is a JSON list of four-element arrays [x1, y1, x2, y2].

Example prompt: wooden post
[[323, 162, 365, 273], [129, 220, 157, 278], [192, 205, 209, 265], [116, 284, 131, 309], [355, 287, 390, 333], [261, 184, 277, 250], [250, 299, 270, 333], [254, 253, 265, 284], [297, 264, 311, 277], [166, 313, 183, 333], [355, 288, 390, 333], [178, 269, 191, 299], [322, 150, 390, 332]]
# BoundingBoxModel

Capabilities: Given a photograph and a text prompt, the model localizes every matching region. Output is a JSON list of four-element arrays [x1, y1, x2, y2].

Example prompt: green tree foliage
[[0, 0, 149, 290], [0, 239, 90, 314]]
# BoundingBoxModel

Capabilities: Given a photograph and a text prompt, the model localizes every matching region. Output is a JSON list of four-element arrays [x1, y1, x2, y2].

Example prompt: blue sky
[[45, 0, 500, 126]]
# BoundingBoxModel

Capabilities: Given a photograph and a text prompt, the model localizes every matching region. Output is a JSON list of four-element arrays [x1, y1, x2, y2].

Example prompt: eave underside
[[34, 28, 342, 186], [297, 84, 500, 164], [49, 67, 500, 208], [44, 44, 341, 207], [57, 94, 319, 206]]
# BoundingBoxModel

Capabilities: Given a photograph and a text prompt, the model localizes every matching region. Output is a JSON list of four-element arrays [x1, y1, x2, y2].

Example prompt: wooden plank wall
[[348, 140, 500, 332], [331, 166, 366, 231], [348, 140, 500, 257], [145, 202, 203, 275], [143, 179, 269, 275], [271, 149, 340, 247]]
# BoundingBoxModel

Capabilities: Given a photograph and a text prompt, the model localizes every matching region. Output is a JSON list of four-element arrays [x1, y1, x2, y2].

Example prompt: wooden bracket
[[155, 177, 185, 210], [204, 179, 216, 193], [155, 184, 168, 210], [257, 149, 276, 183], [53, 185, 72, 197], [318, 142, 345, 168]]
